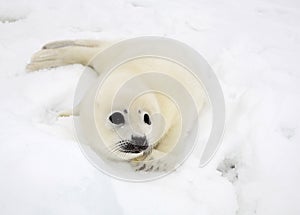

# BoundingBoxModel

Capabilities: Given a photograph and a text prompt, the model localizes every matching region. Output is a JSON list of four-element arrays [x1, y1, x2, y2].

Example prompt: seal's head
[[93, 68, 167, 161], [90, 58, 188, 162], [103, 93, 161, 160]]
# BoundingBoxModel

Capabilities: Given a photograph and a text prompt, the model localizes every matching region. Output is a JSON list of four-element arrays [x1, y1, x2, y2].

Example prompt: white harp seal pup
[[27, 40, 204, 171]]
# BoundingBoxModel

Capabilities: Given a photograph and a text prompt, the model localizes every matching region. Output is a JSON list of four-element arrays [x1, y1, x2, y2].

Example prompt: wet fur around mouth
[[118, 137, 148, 153]]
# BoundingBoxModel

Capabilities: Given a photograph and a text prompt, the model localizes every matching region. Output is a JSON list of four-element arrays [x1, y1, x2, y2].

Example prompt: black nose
[[131, 135, 147, 147]]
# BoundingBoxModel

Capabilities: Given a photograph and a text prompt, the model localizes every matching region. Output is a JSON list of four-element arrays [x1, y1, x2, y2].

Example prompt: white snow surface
[[0, 0, 300, 214]]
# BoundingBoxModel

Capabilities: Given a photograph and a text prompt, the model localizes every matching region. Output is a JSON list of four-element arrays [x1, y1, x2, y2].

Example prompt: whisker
[[109, 142, 125, 154]]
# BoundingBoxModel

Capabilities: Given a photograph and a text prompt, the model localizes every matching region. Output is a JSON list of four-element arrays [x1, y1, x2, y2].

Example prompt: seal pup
[[27, 40, 204, 171]]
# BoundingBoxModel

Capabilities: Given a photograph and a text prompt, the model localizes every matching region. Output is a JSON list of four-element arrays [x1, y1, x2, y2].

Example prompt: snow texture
[[0, 0, 299, 214]]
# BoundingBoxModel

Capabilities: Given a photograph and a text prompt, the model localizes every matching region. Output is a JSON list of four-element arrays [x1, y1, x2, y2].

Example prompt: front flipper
[[57, 105, 80, 117], [58, 109, 74, 117], [131, 149, 171, 172]]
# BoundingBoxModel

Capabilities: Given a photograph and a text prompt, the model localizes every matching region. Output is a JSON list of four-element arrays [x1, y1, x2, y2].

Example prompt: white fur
[[27, 40, 204, 171]]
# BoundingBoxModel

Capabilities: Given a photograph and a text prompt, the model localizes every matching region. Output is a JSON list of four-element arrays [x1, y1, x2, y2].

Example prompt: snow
[[0, 0, 300, 214]]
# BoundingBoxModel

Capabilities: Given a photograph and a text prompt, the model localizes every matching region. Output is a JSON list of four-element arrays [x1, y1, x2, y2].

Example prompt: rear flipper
[[26, 40, 113, 72], [26, 40, 112, 117], [42, 40, 106, 49]]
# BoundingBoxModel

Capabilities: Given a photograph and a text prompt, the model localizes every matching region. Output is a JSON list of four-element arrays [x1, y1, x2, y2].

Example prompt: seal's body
[[27, 40, 204, 171]]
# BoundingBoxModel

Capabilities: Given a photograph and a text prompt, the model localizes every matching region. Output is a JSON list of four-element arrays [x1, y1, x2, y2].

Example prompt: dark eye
[[109, 112, 125, 125], [143, 113, 151, 125]]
